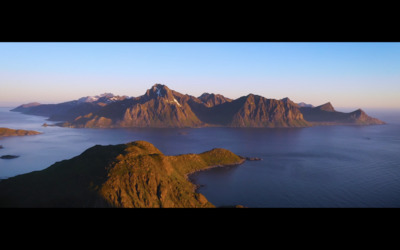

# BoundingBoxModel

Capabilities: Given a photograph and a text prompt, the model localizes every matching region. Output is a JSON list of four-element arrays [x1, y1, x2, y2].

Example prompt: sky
[[1, 42, 399, 110]]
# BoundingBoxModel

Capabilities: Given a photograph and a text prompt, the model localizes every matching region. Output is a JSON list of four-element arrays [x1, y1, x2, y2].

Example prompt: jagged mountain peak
[[281, 97, 298, 106], [298, 102, 314, 108], [145, 83, 175, 100], [198, 92, 232, 107], [354, 108, 364, 113], [316, 102, 335, 112], [76, 93, 130, 104], [199, 92, 211, 98], [77, 93, 114, 103], [350, 109, 367, 117]]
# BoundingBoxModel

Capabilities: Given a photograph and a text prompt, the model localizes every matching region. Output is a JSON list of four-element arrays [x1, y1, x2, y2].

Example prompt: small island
[[244, 157, 262, 161], [1, 155, 19, 159], [42, 123, 57, 127], [0, 127, 42, 137]]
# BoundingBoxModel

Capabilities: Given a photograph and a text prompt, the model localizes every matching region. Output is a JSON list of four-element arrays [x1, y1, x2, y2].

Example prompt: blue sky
[[1, 42, 399, 109]]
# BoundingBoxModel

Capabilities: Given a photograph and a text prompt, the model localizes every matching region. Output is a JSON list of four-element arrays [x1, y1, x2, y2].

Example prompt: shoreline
[[185, 158, 246, 194]]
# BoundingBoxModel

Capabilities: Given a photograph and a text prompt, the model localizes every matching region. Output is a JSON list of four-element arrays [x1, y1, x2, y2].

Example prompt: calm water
[[1, 107, 400, 207]]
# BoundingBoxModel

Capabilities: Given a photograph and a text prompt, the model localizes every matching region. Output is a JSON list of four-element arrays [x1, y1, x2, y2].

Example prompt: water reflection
[[2, 108, 400, 207]]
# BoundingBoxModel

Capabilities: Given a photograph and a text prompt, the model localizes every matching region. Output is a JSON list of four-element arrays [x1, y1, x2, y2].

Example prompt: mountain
[[11, 93, 130, 121], [64, 84, 205, 128], [316, 102, 335, 112], [198, 93, 232, 107], [297, 102, 314, 108], [0, 127, 41, 137], [219, 95, 309, 127], [299, 102, 385, 125], [59, 84, 310, 128], [12, 83, 384, 128], [0, 141, 245, 207]]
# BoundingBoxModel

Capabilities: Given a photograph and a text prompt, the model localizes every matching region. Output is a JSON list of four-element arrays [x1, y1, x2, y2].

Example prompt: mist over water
[[1, 107, 400, 207]]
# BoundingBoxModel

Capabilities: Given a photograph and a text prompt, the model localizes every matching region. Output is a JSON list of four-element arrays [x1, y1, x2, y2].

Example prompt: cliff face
[[118, 85, 204, 128], [228, 95, 310, 127], [0, 141, 244, 208]]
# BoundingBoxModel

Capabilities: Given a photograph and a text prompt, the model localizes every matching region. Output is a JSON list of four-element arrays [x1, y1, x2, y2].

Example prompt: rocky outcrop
[[0, 141, 245, 208], [0, 128, 41, 137]]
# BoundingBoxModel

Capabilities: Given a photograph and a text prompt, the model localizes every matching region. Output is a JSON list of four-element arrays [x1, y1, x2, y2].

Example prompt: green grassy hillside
[[0, 141, 244, 208]]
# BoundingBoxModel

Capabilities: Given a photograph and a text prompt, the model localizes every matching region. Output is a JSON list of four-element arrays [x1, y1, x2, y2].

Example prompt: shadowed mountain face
[[226, 95, 309, 127], [300, 103, 385, 125], [0, 141, 244, 208], [11, 83, 384, 127]]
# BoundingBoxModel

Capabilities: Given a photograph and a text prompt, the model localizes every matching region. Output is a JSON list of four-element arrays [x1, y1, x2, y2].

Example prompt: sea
[[1, 107, 400, 208]]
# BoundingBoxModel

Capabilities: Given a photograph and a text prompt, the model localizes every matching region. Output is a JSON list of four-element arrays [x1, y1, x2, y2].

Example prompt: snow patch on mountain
[[156, 87, 162, 97], [173, 98, 181, 107], [77, 93, 131, 104]]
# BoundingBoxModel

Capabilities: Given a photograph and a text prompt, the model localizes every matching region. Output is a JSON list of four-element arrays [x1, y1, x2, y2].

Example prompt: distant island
[[0, 127, 42, 137], [1, 155, 19, 159], [0, 141, 247, 207], [11, 84, 385, 128], [299, 102, 385, 125]]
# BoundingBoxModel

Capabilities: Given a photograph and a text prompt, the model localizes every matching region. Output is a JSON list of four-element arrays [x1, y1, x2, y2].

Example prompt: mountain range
[[11, 84, 385, 128]]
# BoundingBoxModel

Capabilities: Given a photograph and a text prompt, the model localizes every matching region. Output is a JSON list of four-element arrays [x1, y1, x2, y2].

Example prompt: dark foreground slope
[[0, 141, 244, 208]]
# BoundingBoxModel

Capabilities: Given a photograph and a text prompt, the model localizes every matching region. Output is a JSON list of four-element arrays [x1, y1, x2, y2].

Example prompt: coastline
[[185, 158, 246, 194]]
